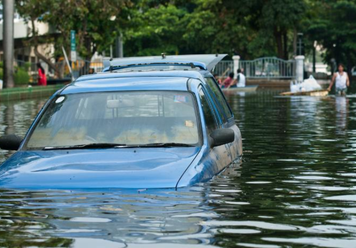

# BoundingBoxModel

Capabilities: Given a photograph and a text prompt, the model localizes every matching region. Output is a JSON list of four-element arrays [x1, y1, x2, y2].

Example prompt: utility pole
[[3, 0, 15, 88], [313, 41, 316, 73], [115, 33, 124, 58]]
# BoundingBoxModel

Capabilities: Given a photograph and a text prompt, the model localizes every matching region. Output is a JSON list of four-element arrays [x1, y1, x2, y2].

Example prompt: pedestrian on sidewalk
[[327, 64, 349, 95], [37, 62, 47, 86]]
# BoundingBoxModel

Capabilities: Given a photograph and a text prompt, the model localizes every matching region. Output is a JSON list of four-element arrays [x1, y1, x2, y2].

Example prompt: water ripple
[[1, 93, 356, 247]]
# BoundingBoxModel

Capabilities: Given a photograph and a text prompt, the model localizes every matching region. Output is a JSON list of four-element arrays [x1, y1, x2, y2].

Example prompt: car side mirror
[[0, 134, 22, 150], [210, 128, 235, 147]]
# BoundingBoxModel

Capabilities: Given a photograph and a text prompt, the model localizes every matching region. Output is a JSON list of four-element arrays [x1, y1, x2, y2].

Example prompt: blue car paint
[[64, 76, 189, 95], [0, 61, 243, 190], [0, 148, 200, 189], [176, 79, 242, 188], [75, 70, 203, 83], [105, 54, 227, 71]]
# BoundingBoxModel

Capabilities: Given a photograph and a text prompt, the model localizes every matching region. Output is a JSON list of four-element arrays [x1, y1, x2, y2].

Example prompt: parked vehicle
[[0, 54, 243, 189]]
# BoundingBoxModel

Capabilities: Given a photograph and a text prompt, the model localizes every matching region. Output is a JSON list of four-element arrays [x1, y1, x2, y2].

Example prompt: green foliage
[[16, 0, 131, 60], [0, 62, 3, 81], [0, 62, 30, 85], [15, 0, 356, 71], [305, 0, 356, 71], [124, 4, 186, 56], [124, 0, 306, 59], [14, 67, 30, 85], [192, 0, 306, 59]]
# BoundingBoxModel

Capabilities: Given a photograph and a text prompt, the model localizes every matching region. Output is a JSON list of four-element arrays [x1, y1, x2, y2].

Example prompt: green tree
[[16, 0, 131, 66], [181, 0, 251, 57], [203, 0, 306, 59], [125, 0, 306, 59], [124, 3, 187, 56], [306, 0, 356, 74], [124, 0, 247, 57]]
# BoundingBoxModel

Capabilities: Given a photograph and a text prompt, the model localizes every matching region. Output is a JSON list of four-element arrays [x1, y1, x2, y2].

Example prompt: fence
[[214, 57, 296, 79], [212, 61, 234, 77], [240, 57, 295, 79], [15, 56, 296, 81]]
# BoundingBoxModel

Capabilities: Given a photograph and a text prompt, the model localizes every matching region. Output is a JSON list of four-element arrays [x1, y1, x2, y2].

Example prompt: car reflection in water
[[0, 163, 241, 248]]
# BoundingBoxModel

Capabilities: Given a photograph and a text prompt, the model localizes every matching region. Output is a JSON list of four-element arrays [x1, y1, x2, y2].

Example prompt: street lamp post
[[3, 0, 15, 88], [313, 41, 317, 73]]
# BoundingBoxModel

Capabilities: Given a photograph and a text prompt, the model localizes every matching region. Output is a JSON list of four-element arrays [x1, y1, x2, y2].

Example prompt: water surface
[[1, 92, 356, 247]]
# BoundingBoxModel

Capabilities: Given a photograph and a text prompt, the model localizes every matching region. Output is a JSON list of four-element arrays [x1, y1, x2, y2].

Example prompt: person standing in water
[[327, 64, 349, 95]]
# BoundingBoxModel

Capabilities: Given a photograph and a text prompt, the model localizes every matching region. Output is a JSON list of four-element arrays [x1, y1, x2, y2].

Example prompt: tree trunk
[[347, 58, 352, 85], [293, 28, 297, 56], [85, 35, 93, 61], [30, 18, 61, 78], [274, 27, 284, 59], [283, 31, 288, 60]]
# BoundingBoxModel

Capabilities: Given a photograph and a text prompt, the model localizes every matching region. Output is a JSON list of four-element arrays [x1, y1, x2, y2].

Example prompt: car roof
[[106, 54, 227, 72], [61, 70, 210, 95], [60, 54, 224, 95]]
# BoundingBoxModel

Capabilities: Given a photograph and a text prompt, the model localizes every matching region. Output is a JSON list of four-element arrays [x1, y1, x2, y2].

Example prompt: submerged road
[[0, 92, 356, 247]]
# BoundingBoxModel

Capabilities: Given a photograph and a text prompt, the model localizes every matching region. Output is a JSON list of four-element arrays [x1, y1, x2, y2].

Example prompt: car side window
[[204, 77, 233, 120], [198, 87, 218, 135]]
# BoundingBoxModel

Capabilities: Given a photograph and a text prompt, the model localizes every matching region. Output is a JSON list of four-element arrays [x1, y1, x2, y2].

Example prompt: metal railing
[[240, 57, 295, 79], [214, 57, 296, 79], [212, 61, 234, 78], [14, 57, 296, 81]]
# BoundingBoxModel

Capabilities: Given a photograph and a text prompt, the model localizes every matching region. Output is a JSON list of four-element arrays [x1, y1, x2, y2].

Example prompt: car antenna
[[109, 58, 113, 72], [215, 53, 219, 57], [161, 53, 166, 59]]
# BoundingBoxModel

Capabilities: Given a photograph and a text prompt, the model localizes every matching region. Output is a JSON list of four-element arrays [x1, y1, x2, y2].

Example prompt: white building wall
[[0, 19, 50, 40]]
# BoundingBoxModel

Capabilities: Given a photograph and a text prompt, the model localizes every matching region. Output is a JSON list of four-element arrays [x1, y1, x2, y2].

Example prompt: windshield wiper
[[43, 143, 129, 150], [42, 142, 195, 150], [138, 143, 195, 148]]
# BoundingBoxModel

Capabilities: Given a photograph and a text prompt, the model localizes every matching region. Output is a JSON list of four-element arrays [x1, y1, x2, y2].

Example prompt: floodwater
[[1, 92, 356, 247]]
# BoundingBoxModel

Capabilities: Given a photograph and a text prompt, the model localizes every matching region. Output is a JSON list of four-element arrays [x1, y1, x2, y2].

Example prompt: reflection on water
[[0, 187, 222, 247], [0, 99, 46, 160], [1, 93, 356, 247], [335, 96, 348, 135]]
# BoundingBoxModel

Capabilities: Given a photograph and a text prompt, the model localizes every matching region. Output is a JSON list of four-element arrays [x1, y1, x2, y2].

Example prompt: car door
[[204, 77, 242, 162], [198, 85, 233, 177]]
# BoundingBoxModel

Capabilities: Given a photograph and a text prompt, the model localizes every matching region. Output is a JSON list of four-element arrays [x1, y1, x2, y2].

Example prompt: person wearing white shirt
[[236, 68, 246, 87], [227, 69, 246, 88], [327, 64, 350, 95]]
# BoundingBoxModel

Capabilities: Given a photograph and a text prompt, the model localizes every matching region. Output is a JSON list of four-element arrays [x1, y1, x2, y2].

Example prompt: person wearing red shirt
[[221, 72, 234, 88], [37, 62, 47, 86]]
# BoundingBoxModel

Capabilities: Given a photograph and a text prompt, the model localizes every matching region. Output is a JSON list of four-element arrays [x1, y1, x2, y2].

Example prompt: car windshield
[[26, 91, 200, 149]]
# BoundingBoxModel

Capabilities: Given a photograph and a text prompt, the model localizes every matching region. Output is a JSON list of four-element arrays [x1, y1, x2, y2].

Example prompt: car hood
[[0, 147, 200, 189]]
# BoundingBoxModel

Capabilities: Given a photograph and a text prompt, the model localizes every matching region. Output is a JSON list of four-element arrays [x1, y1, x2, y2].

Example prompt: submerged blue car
[[0, 54, 242, 189]]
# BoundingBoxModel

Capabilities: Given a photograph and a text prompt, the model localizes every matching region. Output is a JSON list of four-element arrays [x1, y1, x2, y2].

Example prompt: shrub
[[14, 67, 30, 85], [0, 62, 31, 86]]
